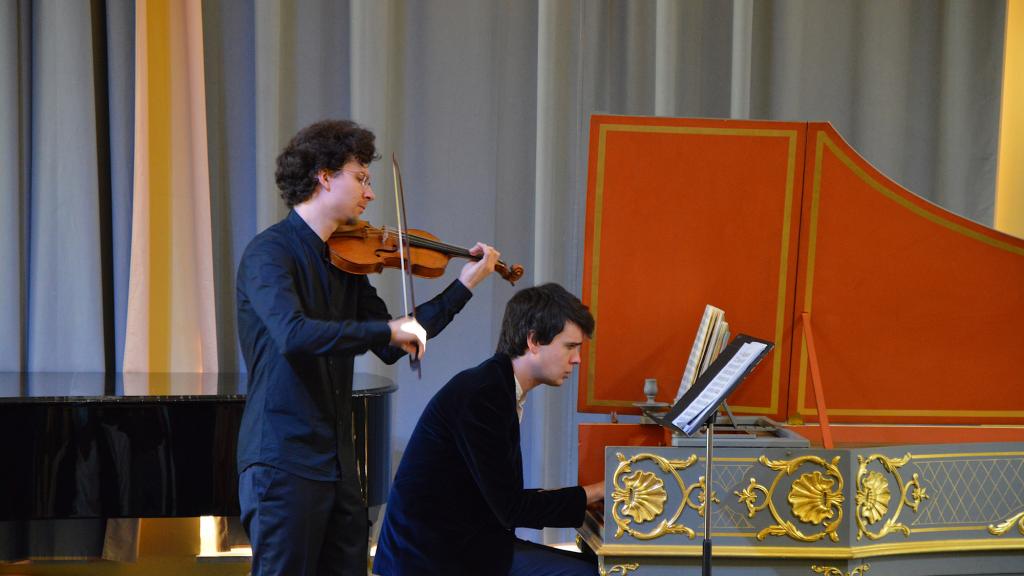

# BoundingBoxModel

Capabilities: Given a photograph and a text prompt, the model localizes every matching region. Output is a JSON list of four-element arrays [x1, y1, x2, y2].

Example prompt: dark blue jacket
[[374, 353, 587, 575]]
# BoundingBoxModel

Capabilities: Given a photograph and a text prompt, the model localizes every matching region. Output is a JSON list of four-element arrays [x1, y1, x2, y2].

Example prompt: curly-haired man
[[235, 119, 499, 575]]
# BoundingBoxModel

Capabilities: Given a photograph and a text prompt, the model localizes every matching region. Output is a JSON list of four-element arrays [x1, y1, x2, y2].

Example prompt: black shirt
[[236, 210, 472, 481]]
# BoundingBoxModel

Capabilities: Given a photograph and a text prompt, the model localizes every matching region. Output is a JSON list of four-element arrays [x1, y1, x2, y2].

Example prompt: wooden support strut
[[801, 312, 834, 449]]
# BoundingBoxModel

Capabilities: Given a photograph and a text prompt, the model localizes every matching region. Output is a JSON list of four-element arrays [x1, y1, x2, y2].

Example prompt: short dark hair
[[274, 119, 379, 207], [496, 283, 594, 358]]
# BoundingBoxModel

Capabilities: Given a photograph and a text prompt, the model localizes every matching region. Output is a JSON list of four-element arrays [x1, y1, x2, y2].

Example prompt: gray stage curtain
[[749, 0, 1005, 225], [0, 0, 1007, 553], [0, 0, 135, 562]]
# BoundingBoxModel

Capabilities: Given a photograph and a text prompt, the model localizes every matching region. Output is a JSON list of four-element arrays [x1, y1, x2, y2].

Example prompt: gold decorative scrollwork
[[734, 454, 844, 542], [988, 509, 1024, 536], [610, 452, 710, 540], [791, 470, 846, 525], [857, 471, 890, 524], [811, 563, 870, 576], [600, 562, 640, 576], [617, 470, 667, 522], [855, 453, 928, 540]]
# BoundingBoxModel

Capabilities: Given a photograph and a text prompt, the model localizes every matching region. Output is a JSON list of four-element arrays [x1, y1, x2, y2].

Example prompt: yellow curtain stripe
[[126, 0, 215, 392], [146, 0, 173, 384], [996, 0, 1024, 240]]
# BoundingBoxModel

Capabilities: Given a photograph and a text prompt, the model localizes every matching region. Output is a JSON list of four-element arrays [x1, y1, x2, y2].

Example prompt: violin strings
[[379, 226, 475, 258], [333, 225, 515, 274]]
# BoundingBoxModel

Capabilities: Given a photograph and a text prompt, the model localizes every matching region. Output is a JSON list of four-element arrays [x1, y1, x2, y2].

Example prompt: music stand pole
[[702, 412, 716, 576]]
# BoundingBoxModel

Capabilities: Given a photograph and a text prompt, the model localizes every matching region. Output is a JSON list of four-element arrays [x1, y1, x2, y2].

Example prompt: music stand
[[644, 334, 774, 576]]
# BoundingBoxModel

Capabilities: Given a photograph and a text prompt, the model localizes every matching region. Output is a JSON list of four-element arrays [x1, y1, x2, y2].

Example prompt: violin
[[327, 220, 525, 285]]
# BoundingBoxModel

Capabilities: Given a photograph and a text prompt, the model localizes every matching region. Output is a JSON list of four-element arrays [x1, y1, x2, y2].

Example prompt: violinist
[[235, 119, 499, 576]]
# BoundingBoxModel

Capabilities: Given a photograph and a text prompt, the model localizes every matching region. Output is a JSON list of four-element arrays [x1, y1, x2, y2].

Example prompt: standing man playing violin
[[235, 119, 500, 576]]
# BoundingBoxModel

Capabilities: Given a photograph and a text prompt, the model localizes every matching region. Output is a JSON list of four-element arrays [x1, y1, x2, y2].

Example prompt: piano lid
[[0, 371, 398, 399], [580, 115, 1024, 425]]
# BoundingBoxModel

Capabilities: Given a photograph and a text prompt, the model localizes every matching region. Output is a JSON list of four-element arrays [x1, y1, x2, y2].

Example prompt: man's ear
[[317, 169, 332, 191], [526, 330, 540, 354]]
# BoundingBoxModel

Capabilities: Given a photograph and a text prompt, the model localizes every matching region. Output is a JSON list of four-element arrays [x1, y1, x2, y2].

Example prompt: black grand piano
[[0, 372, 395, 522]]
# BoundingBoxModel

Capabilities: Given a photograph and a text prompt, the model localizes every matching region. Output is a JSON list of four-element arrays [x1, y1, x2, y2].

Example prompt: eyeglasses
[[338, 169, 372, 189]]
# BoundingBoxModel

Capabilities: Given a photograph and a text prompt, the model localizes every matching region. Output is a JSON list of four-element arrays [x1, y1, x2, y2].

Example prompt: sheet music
[[698, 320, 729, 377], [672, 341, 768, 433], [675, 305, 723, 402]]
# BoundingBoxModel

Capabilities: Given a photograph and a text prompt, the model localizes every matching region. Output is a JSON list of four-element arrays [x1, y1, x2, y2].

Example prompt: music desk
[[580, 433, 1024, 576]]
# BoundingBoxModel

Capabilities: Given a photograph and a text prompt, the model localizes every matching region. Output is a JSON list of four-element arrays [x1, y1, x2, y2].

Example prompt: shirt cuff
[[367, 320, 392, 347], [447, 278, 474, 304]]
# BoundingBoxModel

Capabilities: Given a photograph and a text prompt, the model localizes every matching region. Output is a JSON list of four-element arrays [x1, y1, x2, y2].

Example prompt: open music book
[[674, 304, 730, 403]]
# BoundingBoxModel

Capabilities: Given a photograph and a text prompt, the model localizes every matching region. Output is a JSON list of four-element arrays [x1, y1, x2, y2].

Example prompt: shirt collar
[[514, 374, 527, 423], [287, 209, 328, 258]]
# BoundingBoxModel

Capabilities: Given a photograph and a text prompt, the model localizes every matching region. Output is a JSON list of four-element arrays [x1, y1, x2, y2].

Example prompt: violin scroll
[[499, 263, 524, 285]]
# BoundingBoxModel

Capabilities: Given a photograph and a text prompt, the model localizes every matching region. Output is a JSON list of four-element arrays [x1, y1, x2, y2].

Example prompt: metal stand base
[[702, 418, 714, 576]]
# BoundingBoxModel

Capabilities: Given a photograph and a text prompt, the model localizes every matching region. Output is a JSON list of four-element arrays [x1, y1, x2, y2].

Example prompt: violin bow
[[392, 154, 422, 378]]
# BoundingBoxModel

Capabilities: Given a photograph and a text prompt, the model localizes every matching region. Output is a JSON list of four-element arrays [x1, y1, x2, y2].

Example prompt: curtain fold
[[106, 0, 136, 376], [26, 0, 105, 374], [0, 0, 28, 374]]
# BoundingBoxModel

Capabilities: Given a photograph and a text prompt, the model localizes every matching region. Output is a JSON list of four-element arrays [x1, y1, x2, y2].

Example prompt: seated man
[[374, 283, 605, 575]]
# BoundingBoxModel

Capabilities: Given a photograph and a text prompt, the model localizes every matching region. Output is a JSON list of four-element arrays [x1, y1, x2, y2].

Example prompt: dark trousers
[[239, 464, 368, 576], [509, 538, 598, 576]]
